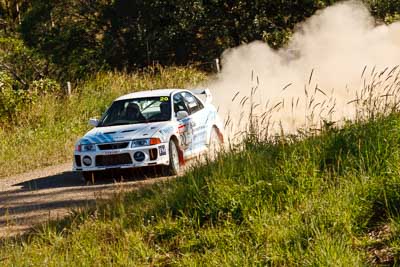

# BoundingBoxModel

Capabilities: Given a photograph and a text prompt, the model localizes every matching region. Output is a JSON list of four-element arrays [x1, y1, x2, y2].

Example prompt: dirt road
[[0, 163, 171, 238]]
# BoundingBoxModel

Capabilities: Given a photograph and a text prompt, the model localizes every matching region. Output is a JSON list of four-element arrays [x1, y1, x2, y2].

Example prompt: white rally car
[[73, 88, 224, 181]]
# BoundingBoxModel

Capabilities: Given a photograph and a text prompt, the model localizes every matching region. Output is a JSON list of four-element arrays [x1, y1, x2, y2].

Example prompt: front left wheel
[[82, 171, 96, 184], [164, 139, 181, 176]]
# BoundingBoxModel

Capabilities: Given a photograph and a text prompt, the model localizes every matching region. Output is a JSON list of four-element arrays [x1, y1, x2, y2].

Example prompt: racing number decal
[[160, 96, 169, 102]]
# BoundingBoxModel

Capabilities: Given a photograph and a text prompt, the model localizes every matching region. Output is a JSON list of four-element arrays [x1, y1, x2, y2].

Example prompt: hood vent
[[122, 129, 137, 133]]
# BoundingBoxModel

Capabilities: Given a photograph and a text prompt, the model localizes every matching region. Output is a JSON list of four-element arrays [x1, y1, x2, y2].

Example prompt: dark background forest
[[0, 0, 399, 89]]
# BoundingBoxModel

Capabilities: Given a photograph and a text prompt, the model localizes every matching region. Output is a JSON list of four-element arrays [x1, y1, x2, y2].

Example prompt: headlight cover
[[75, 144, 96, 152], [82, 144, 96, 151], [131, 138, 161, 147]]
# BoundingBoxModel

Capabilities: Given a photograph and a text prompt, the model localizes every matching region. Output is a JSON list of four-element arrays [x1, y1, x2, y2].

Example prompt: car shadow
[[14, 171, 81, 190], [13, 167, 166, 191], [0, 167, 172, 236]]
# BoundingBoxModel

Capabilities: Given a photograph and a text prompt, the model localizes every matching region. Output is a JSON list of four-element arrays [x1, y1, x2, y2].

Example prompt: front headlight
[[75, 144, 96, 152], [131, 138, 161, 147], [82, 144, 96, 151]]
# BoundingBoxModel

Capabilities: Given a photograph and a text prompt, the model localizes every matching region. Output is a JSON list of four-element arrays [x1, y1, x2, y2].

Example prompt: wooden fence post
[[67, 81, 72, 96], [215, 58, 221, 73]]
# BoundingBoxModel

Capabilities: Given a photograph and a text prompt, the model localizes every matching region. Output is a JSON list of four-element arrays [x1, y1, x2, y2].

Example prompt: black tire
[[164, 139, 181, 176], [82, 171, 96, 184]]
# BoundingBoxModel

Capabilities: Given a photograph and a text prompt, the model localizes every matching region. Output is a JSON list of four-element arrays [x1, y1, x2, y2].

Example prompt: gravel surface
[[0, 163, 172, 238]]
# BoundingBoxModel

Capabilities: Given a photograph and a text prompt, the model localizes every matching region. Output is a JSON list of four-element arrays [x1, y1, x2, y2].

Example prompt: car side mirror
[[89, 118, 99, 127], [176, 111, 189, 120]]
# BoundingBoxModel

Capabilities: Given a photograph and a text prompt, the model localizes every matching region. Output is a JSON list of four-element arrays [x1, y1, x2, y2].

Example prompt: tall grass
[[0, 66, 206, 177], [224, 65, 400, 143]]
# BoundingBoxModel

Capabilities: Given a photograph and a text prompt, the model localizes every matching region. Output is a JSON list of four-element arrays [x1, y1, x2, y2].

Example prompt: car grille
[[95, 153, 132, 167], [149, 148, 158, 160], [98, 142, 129, 150]]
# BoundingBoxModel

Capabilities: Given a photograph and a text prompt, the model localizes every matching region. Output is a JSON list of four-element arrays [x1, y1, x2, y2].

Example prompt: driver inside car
[[159, 101, 171, 120], [125, 102, 145, 121], [150, 101, 171, 121]]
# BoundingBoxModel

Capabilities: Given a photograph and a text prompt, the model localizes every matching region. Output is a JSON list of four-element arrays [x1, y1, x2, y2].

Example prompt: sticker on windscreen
[[160, 96, 169, 102]]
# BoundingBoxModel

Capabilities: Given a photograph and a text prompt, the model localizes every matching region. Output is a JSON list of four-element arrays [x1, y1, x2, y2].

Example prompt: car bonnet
[[80, 121, 171, 144]]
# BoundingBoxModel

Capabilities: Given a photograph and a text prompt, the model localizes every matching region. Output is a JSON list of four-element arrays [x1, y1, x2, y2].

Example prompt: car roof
[[115, 89, 183, 101]]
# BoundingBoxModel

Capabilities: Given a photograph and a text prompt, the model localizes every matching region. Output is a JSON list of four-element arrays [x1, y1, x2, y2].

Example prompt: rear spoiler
[[191, 88, 213, 104]]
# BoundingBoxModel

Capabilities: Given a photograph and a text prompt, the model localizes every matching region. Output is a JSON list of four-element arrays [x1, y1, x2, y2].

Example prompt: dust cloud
[[208, 0, 400, 139]]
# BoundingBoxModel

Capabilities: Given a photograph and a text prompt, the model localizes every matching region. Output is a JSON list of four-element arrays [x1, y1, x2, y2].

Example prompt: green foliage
[[0, 0, 31, 34], [30, 78, 61, 95], [20, 0, 108, 80], [0, 68, 60, 122], [0, 37, 54, 89], [0, 70, 56, 122], [368, 0, 400, 22], [0, 35, 57, 121], [384, 12, 400, 23], [0, 71, 25, 120]]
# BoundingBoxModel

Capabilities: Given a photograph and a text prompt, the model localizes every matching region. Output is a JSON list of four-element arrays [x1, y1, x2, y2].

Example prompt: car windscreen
[[98, 96, 172, 127]]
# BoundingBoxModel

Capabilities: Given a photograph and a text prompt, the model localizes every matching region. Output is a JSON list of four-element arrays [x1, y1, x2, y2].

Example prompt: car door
[[173, 92, 193, 153], [181, 91, 208, 153]]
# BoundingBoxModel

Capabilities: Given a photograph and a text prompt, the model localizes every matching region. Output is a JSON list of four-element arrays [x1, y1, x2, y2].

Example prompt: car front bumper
[[73, 142, 169, 172]]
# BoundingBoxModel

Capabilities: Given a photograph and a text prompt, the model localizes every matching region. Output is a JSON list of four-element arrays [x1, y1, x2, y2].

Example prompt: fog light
[[134, 151, 145, 162], [82, 156, 92, 166]]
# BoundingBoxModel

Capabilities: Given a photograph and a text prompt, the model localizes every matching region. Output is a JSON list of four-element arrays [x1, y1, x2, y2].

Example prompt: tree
[[20, 0, 110, 80]]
